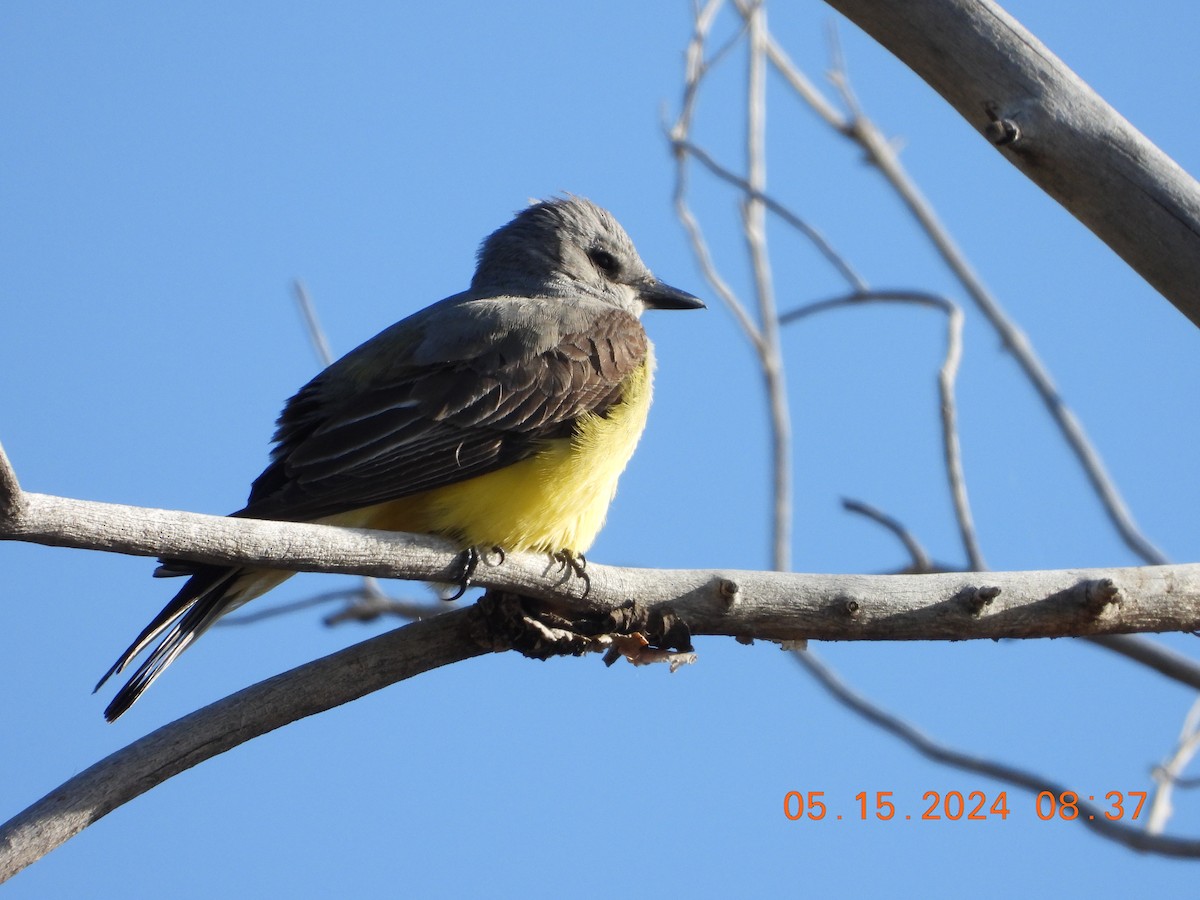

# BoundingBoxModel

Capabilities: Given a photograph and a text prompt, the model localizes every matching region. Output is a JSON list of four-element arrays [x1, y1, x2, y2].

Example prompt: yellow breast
[[343, 347, 655, 554]]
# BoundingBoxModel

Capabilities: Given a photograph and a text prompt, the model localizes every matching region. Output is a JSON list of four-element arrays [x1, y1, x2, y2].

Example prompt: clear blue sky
[[3, 2, 1200, 896]]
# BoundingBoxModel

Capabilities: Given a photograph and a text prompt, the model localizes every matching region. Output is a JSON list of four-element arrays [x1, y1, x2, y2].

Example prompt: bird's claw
[[554, 550, 590, 598], [445, 546, 481, 602], [445, 546, 506, 601]]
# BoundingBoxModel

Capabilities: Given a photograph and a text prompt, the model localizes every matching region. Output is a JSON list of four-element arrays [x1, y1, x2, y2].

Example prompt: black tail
[[96, 566, 241, 721]]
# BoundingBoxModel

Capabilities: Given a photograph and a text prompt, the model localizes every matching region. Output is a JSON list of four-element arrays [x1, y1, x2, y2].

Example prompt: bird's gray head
[[471, 197, 702, 316]]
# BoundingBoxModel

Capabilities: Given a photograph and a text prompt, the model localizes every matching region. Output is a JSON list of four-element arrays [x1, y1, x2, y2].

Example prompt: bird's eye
[[588, 248, 621, 278]]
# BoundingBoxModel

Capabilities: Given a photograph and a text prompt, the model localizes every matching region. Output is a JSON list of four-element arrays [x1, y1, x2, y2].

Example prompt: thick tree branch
[[832, 499, 1200, 692], [3, 491, 470, 584], [823, 0, 1200, 329], [4, 489, 1200, 641], [4, 454, 1200, 874], [0, 608, 486, 883]]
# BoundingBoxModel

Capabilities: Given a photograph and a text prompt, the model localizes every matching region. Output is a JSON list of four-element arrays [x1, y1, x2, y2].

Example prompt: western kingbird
[[97, 196, 703, 720]]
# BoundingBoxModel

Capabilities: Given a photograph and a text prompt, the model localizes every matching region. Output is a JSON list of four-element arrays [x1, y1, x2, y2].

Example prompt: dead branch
[[0, 609, 484, 882], [4, 433, 1200, 875], [821, 0, 1200, 331], [4, 485, 1200, 643], [1149, 697, 1200, 834], [795, 649, 1200, 858], [781, 290, 982, 570]]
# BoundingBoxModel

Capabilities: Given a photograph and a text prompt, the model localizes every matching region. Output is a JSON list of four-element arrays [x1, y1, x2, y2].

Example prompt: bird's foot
[[444, 545, 506, 601], [553, 550, 590, 598]]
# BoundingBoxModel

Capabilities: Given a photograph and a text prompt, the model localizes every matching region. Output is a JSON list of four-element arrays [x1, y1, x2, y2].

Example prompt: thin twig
[[291, 282, 438, 625], [670, 0, 764, 352], [841, 498, 933, 574], [729, 0, 849, 132], [763, 25, 846, 129], [734, 5, 1166, 564], [322, 575, 452, 626], [935, 301, 980, 568], [292, 279, 334, 367], [821, 33, 1167, 566], [695, 1, 749, 80], [675, 0, 730, 141], [217, 584, 449, 626], [1085, 635, 1200, 693], [671, 155, 761, 350], [1147, 696, 1200, 834], [0, 440, 22, 519], [794, 648, 1200, 857], [323, 597, 450, 626], [674, 140, 867, 291], [781, 290, 984, 570], [742, 3, 791, 571]]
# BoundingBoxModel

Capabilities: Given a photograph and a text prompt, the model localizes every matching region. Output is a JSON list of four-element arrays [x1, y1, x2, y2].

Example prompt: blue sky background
[[3, 2, 1200, 896]]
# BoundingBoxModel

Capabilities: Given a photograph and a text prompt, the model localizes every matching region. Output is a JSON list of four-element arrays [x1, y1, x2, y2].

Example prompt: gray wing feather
[[237, 297, 648, 522]]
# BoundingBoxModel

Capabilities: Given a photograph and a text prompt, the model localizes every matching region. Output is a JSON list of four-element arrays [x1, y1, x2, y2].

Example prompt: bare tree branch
[[685, 6, 1159, 572], [674, 139, 867, 290], [289, 280, 419, 624], [0, 608, 486, 883], [4, 486, 1200, 642], [3, 476, 1199, 876], [723, 2, 1169, 567], [292, 279, 334, 367], [781, 290, 983, 570], [821, 0, 1200, 331], [820, 18, 1167, 566], [742, 3, 792, 571], [841, 497, 934, 574], [671, 2, 801, 568], [217, 583, 449, 627], [1085, 635, 1200, 694], [1149, 697, 1200, 833], [834, 504, 1200, 698], [671, 1, 1193, 862], [794, 649, 1200, 857], [670, 2, 764, 351], [0, 440, 20, 518]]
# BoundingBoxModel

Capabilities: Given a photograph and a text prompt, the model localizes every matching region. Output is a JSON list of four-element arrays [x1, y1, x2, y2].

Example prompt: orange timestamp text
[[783, 790, 1148, 822]]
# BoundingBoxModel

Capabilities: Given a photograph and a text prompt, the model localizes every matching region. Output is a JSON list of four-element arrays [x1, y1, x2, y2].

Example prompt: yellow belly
[[333, 352, 655, 554]]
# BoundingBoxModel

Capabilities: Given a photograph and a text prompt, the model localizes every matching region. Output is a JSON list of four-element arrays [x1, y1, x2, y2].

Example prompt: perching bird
[[96, 196, 703, 720]]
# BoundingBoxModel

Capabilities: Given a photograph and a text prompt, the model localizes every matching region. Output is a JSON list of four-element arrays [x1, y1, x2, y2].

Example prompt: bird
[[96, 196, 703, 720]]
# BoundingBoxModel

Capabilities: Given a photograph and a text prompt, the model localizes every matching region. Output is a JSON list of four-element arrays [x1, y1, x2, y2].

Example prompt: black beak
[[640, 278, 705, 311]]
